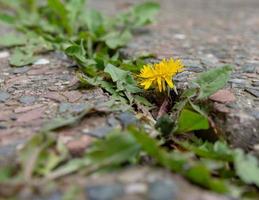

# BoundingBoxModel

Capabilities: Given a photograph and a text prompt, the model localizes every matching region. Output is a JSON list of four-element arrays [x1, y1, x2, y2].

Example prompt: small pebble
[[13, 66, 29, 74], [125, 183, 147, 194], [229, 78, 248, 88], [86, 184, 124, 200], [19, 96, 36, 105], [242, 63, 256, 73], [117, 112, 138, 127], [148, 180, 177, 200], [252, 80, 259, 87], [84, 126, 113, 138], [34, 58, 50, 65], [251, 111, 259, 120], [0, 91, 10, 103], [0, 51, 10, 59], [173, 34, 186, 40], [201, 54, 219, 66]]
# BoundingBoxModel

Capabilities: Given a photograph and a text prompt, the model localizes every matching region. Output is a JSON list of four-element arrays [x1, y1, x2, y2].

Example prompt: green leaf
[[0, 34, 27, 47], [63, 186, 82, 200], [104, 63, 129, 82], [177, 140, 234, 161], [78, 73, 118, 95], [47, 131, 140, 180], [47, 0, 67, 20], [234, 149, 259, 187], [66, 0, 86, 31], [87, 132, 141, 166], [9, 49, 37, 66], [65, 43, 87, 64], [0, 167, 13, 182], [195, 65, 233, 99], [19, 133, 67, 180], [104, 64, 141, 94], [132, 2, 160, 26], [134, 95, 153, 107], [129, 127, 186, 172], [155, 114, 174, 136], [186, 164, 211, 185], [129, 127, 228, 193], [47, 0, 72, 34], [84, 9, 104, 36], [103, 31, 132, 49], [186, 164, 228, 193], [0, 13, 15, 24], [176, 108, 209, 133]]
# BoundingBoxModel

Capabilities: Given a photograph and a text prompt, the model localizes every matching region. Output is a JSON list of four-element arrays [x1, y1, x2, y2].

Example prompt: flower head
[[138, 58, 184, 92]]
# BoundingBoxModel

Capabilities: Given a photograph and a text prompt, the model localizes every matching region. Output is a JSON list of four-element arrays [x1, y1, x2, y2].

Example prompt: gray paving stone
[[12, 66, 29, 74], [117, 112, 138, 127], [84, 126, 113, 138], [148, 180, 177, 200], [242, 63, 256, 73], [19, 95, 36, 105], [0, 91, 10, 102], [229, 79, 248, 88], [245, 88, 259, 98], [59, 102, 87, 113], [86, 184, 124, 200], [252, 81, 259, 87]]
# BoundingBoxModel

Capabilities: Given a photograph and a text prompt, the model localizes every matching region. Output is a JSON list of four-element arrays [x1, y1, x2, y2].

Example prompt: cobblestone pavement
[[0, 0, 259, 199]]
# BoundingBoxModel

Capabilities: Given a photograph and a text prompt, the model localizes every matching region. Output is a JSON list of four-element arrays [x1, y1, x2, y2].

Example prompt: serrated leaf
[[9, 49, 37, 67], [176, 108, 209, 133], [234, 149, 259, 187], [103, 31, 132, 49], [84, 9, 104, 36], [0, 13, 15, 24], [47, 131, 141, 180], [19, 131, 69, 178], [185, 164, 228, 193], [155, 114, 174, 136], [0, 34, 27, 48], [134, 95, 153, 107], [87, 132, 140, 165], [132, 2, 160, 26], [129, 127, 228, 193], [104, 63, 129, 82], [129, 127, 186, 172], [66, 0, 86, 32], [195, 65, 233, 99], [104, 64, 141, 94], [177, 140, 234, 161], [47, 0, 72, 34], [65, 43, 87, 64]]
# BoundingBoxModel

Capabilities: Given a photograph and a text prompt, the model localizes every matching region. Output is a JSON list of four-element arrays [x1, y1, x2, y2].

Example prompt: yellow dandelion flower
[[138, 58, 184, 92]]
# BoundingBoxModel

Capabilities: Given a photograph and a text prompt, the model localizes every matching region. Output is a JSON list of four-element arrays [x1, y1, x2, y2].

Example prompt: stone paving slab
[[0, 52, 110, 146]]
